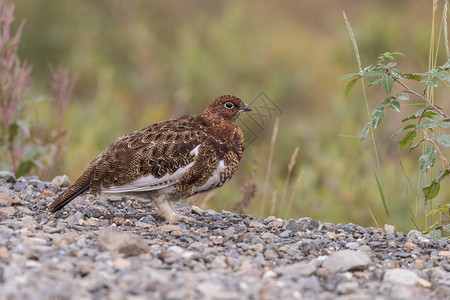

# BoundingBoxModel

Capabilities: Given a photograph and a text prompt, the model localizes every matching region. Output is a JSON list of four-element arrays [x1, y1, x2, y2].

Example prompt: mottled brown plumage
[[48, 95, 251, 222]]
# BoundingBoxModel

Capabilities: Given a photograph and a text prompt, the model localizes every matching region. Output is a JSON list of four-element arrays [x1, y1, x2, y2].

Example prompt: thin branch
[[385, 70, 448, 118]]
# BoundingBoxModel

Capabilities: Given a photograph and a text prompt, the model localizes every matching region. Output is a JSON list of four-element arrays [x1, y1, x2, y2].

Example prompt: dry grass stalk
[[259, 117, 279, 216], [270, 190, 277, 216], [285, 169, 304, 218], [367, 206, 380, 228], [281, 146, 300, 209], [231, 178, 256, 214]]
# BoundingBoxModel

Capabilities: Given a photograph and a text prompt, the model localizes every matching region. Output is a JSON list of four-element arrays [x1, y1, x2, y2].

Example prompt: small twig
[[385, 70, 448, 118]]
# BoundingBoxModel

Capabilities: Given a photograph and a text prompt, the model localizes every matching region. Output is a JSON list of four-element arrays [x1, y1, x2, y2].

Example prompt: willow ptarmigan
[[48, 95, 251, 223]]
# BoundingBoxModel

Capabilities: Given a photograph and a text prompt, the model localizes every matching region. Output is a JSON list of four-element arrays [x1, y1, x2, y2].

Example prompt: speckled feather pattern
[[48, 95, 250, 213]]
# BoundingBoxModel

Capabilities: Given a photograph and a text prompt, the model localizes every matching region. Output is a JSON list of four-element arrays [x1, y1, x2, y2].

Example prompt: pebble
[[51, 175, 71, 188], [249, 221, 264, 228], [0, 172, 447, 299], [383, 269, 419, 285], [344, 242, 360, 250], [113, 257, 131, 270], [384, 224, 395, 235], [322, 250, 371, 272], [159, 224, 181, 232], [0, 171, 15, 182], [336, 281, 359, 294], [97, 229, 149, 257]]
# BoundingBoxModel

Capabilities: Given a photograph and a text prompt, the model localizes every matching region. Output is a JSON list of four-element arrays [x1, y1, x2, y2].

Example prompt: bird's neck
[[198, 114, 239, 142]]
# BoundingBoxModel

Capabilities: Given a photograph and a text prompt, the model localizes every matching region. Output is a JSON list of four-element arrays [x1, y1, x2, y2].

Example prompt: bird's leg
[[152, 194, 198, 224]]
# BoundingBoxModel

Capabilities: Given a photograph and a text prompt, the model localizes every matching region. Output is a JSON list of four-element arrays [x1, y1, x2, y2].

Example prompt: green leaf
[[367, 77, 381, 88], [395, 93, 409, 101], [361, 122, 372, 142], [423, 111, 438, 119], [432, 114, 444, 121], [381, 97, 391, 105], [441, 120, 450, 128], [381, 75, 394, 94], [436, 134, 450, 147], [390, 69, 403, 78], [404, 73, 422, 81], [398, 131, 417, 150], [419, 146, 436, 173], [444, 223, 450, 232], [363, 69, 385, 77], [391, 124, 416, 138], [16, 120, 30, 138], [339, 73, 360, 81], [436, 70, 450, 82], [386, 62, 397, 68], [423, 181, 440, 201], [436, 169, 450, 183], [421, 78, 438, 87], [388, 52, 404, 57], [374, 171, 389, 217], [8, 122, 19, 143], [345, 77, 359, 97], [428, 228, 441, 241], [371, 106, 385, 129], [409, 138, 425, 151], [388, 101, 400, 112], [15, 160, 35, 178], [417, 119, 439, 129], [401, 108, 426, 122], [441, 61, 450, 69]]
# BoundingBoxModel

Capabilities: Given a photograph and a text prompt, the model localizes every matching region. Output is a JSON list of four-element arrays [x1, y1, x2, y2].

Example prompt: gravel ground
[[0, 171, 449, 300]]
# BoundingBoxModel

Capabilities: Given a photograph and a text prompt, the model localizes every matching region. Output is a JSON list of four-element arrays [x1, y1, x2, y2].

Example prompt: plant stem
[[385, 70, 448, 118]]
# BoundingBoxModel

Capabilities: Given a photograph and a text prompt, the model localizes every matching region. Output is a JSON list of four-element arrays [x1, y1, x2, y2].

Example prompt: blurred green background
[[13, 0, 449, 231]]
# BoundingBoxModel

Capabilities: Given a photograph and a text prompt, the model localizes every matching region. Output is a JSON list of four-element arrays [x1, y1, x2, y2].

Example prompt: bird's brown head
[[202, 95, 252, 121]]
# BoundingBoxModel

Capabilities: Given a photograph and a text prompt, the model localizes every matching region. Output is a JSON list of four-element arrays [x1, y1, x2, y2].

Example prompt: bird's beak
[[241, 103, 252, 112]]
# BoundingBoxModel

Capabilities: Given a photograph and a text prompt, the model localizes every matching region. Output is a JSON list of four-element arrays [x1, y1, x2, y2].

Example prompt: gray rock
[[188, 242, 206, 252], [297, 276, 321, 292], [66, 211, 84, 225], [345, 242, 360, 250], [322, 250, 371, 272], [0, 171, 15, 182], [0, 192, 13, 206], [97, 229, 149, 257], [407, 230, 430, 243], [13, 181, 27, 192], [274, 261, 317, 276], [336, 281, 359, 294], [51, 175, 71, 188], [279, 230, 292, 238], [383, 269, 419, 285], [285, 217, 320, 232]]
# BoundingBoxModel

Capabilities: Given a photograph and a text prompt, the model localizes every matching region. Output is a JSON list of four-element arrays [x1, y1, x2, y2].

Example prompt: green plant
[[0, 0, 76, 179], [342, 51, 450, 235]]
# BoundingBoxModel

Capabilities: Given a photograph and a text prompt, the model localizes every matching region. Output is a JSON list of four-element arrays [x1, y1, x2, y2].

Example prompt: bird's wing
[[91, 116, 211, 193]]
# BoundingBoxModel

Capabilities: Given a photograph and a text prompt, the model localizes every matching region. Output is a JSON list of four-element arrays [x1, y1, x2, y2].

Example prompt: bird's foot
[[191, 205, 204, 215], [153, 195, 199, 224]]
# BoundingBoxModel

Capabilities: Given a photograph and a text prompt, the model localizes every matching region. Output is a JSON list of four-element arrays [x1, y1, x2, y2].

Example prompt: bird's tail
[[48, 169, 93, 213]]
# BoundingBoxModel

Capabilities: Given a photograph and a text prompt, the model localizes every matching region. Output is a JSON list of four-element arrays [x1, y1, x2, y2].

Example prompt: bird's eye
[[224, 102, 234, 109]]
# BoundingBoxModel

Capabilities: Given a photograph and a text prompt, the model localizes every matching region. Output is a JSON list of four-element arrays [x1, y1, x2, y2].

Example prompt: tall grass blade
[[443, 0, 450, 60], [281, 146, 299, 214], [343, 12, 361, 71], [344, 11, 387, 218], [260, 117, 279, 216], [270, 190, 277, 216], [286, 169, 304, 217], [374, 171, 389, 217], [367, 206, 380, 228]]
